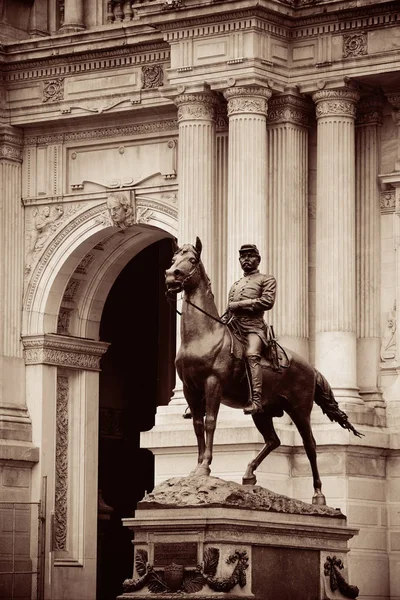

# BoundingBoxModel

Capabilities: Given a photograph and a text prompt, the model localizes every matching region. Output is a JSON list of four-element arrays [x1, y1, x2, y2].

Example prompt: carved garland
[[55, 375, 69, 551], [22, 334, 109, 371], [123, 547, 249, 594], [324, 556, 359, 599]]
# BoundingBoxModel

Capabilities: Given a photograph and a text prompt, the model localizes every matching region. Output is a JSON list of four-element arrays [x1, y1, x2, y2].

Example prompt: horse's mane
[[175, 244, 214, 297]]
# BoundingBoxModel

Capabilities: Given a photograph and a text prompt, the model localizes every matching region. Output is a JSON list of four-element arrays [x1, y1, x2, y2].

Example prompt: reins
[[166, 291, 228, 325]]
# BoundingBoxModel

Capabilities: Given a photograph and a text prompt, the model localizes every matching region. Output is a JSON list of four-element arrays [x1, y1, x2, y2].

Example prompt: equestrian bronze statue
[[165, 238, 362, 505]]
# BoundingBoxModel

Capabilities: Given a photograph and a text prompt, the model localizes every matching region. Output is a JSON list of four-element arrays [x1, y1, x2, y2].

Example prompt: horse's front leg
[[196, 375, 221, 477], [183, 384, 206, 475]]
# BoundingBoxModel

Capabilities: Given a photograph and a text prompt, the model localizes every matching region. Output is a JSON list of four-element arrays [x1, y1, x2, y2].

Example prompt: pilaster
[[355, 95, 384, 406], [59, 0, 85, 32], [267, 88, 310, 358], [223, 86, 271, 284], [312, 88, 362, 405], [0, 126, 31, 440]]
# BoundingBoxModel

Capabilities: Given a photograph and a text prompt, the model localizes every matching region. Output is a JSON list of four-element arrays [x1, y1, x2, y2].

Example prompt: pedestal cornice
[[312, 89, 360, 119], [22, 334, 109, 371], [224, 87, 272, 116]]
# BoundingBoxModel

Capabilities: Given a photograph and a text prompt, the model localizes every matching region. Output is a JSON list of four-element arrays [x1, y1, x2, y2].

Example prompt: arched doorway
[[96, 238, 176, 600]]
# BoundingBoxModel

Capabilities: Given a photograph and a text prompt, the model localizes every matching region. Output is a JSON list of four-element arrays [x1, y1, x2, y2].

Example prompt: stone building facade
[[1, 0, 400, 598]]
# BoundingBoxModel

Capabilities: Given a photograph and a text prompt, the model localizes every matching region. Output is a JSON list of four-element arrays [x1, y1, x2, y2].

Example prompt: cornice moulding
[[22, 334, 110, 371]]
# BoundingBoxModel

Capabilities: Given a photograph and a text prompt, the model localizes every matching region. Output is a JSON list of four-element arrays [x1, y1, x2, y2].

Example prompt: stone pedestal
[[117, 477, 359, 600]]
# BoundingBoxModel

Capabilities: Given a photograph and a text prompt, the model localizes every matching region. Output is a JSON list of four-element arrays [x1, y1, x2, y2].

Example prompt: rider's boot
[[244, 354, 264, 415]]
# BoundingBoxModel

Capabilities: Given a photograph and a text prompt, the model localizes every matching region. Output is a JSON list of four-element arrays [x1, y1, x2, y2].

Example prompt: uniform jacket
[[227, 270, 276, 335]]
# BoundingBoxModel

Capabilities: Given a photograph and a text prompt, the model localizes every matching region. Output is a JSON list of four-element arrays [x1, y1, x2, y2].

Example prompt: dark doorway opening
[[96, 237, 176, 600]]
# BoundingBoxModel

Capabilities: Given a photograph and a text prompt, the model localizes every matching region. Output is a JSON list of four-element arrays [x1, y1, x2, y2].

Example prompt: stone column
[[267, 88, 310, 358], [223, 86, 272, 283], [355, 95, 384, 404], [59, 0, 85, 32], [175, 91, 218, 282], [0, 126, 31, 440], [312, 88, 362, 404]]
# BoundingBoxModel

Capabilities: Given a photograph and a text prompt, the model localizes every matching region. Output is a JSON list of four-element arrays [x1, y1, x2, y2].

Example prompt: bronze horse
[[165, 238, 362, 505]]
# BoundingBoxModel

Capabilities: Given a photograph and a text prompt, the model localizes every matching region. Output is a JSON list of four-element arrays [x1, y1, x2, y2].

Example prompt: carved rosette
[[141, 64, 164, 89], [312, 89, 360, 119], [0, 126, 23, 162], [223, 86, 271, 117], [343, 32, 367, 59], [356, 95, 384, 127], [22, 334, 109, 371], [268, 93, 310, 126], [175, 93, 218, 122]]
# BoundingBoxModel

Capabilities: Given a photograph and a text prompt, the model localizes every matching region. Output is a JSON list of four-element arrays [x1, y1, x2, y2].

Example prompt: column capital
[[356, 94, 384, 127], [22, 334, 109, 371], [175, 92, 219, 122], [223, 86, 272, 117], [0, 125, 23, 163], [312, 89, 360, 119], [268, 89, 311, 127]]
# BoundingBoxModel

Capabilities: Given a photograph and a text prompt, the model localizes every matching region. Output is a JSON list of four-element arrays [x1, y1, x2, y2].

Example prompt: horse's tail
[[313, 368, 364, 438]]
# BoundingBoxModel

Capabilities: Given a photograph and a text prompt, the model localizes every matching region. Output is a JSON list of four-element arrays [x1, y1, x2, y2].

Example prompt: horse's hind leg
[[242, 413, 280, 486], [183, 384, 205, 475], [289, 411, 325, 505]]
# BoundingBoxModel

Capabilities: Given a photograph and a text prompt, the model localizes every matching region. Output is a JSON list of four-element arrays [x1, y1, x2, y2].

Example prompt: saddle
[[227, 326, 291, 371]]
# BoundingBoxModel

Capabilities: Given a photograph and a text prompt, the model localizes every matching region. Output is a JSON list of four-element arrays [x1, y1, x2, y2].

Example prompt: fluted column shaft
[[176, 92, 218, 283], [224, 87, 271, 284], [312, 89, 362, 403], [356, 96, 384, 403], [267, 90, 310, 358], [60, 0, 85, 32], [0, 126, 30, 439]]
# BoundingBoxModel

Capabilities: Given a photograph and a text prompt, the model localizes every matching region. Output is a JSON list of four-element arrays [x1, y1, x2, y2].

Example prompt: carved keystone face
[[107, 196, 127, 224]]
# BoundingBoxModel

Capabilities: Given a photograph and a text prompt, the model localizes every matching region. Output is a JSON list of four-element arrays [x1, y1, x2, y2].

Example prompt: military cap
[[239, 244, 260, 257]]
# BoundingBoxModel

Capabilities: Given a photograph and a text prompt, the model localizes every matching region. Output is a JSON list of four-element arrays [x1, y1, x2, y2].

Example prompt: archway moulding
[[23, 196, 177, 338]]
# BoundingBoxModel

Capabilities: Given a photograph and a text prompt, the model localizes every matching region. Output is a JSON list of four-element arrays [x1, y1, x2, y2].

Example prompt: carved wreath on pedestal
[[123, 547, 248, 594], [324, 556, 359, 599]]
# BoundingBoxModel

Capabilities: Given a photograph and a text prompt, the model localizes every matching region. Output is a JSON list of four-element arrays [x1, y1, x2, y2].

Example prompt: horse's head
[[165, 237, 203, 294]]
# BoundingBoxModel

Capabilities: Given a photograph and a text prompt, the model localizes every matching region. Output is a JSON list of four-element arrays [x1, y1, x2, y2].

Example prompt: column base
[[58, 24, 85, 33], [0, 403, 32, 441]]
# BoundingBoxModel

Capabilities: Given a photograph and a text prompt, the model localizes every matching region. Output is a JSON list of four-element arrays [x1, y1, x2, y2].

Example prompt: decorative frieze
[[24, 119, 178, 146], [141, 65, 164, 89], [55, 374, 69, 551], [22, 334, 109, 371], [43, 78, 64, 103], [343, 32, 368, 58], [313, 89, 359, 119]]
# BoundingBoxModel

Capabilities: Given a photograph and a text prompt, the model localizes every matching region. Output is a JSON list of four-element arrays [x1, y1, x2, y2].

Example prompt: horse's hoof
[[242, 475, 257, 486], [195, 466, 211, 477], [312, 492, 326, 506]]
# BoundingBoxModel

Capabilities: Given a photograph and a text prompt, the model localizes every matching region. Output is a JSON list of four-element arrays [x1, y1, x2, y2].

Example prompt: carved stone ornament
[[0, 126, 23, 162], [55, 375, 69, 551], [43, 78, 65, 103], [22, 334, 109, 371], [106, 192, 135, 229], [356, 95, 384, 126], [268, 93, 310, 126], [175, 93, 218, 122], [381, 301, 396, 362], [141, 64, 164, 89], [380, 190, 395, 213], [312, 89, 360, 119], [223, 87, 272, 116], [343, 33, 367, 59], [123, 546, 248, 594], [386, 93, 400, 126], [324, 556, 359, 599]]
